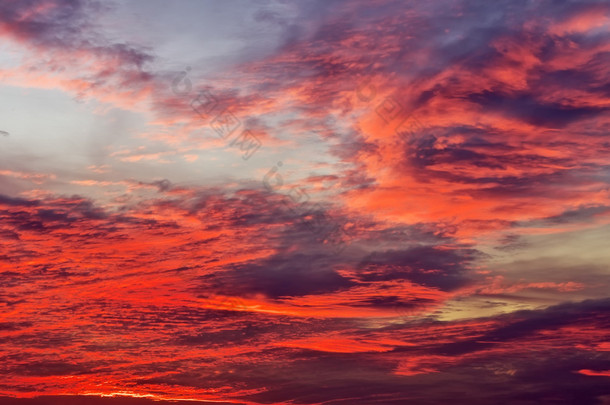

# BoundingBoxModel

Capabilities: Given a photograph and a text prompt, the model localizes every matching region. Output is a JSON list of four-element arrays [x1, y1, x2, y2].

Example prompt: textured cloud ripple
[[0, 0, 609, 404]]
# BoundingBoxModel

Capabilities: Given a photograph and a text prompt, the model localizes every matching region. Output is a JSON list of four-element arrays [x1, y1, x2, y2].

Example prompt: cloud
[[1, 0, 609, 403], [466, 90, 608, 128], [0, 0, 155, 108]]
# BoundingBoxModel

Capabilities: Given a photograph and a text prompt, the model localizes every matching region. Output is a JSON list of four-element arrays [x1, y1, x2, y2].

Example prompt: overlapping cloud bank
[[0, 0, 609, 404]]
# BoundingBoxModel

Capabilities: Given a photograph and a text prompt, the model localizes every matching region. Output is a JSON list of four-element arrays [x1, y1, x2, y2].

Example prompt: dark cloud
[[0, 0, 151, 66], [0, 322, 32, 331], [522, 205, 610, 227], [0, 194, 38, 207], [466, 91, 608, 128], [0, 196, 107, 233], [210, 250, 355, 299], [0, 0, 95, 46], [434, 298, 610, 356], [357, 246, 479, 291]]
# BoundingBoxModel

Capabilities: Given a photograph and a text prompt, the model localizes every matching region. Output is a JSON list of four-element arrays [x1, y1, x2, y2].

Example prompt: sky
[[0, 0, 609, 404]]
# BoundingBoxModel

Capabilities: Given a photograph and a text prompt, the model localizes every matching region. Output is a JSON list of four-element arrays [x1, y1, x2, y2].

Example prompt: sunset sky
[[0, 0, 609, 404]]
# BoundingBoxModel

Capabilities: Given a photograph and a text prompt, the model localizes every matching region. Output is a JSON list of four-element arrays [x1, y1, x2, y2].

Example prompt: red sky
[[0, 0, 609, 404]]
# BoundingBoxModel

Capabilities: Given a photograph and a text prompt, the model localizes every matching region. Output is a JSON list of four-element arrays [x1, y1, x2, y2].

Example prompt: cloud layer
[[0, 0, 609, 403]]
